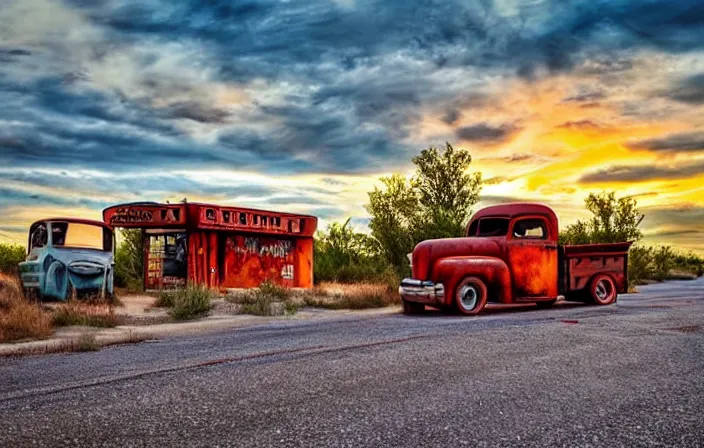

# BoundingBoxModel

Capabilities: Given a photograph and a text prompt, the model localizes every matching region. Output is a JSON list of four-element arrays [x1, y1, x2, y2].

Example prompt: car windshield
[[52, 222, 113, 251]]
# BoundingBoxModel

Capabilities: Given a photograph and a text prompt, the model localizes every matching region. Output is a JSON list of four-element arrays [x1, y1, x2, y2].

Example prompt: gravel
[[0, 279, 702, 447]]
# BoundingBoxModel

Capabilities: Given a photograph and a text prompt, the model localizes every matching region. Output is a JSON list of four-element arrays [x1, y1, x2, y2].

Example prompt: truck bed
[[559, 242, 632, 295]]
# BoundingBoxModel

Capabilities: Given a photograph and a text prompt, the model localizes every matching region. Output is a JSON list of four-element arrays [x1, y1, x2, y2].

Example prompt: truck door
[[506, 216, 558, 299]]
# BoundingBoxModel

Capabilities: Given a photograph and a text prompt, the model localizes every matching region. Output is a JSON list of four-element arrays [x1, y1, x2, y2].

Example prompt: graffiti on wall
[[222, 235, 295, 288]]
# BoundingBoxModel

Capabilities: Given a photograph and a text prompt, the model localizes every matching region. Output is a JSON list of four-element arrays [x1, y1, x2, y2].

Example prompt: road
[[1, 279, 703, 447]]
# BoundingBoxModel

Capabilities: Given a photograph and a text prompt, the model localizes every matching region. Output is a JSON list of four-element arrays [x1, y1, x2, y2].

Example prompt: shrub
[[652, 246, 675, 281], [75, 333, 100, 352], [226, 280, 297, 316], [157, 284, 214, 320], [0, 243, 25, 275], [52, 302, 118, 328], [628, 245, 654, 287]]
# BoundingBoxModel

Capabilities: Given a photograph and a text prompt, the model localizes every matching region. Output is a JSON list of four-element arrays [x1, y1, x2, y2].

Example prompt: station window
[[205, 209, 216, 221], [239, 212, 247, 225], [222, 211, 231, 223], [261, 216, 268, 226], [253, 214, 260, 225], [272, 216, 281, 227]]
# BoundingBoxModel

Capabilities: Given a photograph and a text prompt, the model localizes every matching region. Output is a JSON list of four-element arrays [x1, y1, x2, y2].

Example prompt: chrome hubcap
[[459, 285, 478, 310]]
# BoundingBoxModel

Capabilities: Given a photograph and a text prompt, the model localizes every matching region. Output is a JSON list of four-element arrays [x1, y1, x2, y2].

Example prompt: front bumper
[[399, 279, 445, 306]]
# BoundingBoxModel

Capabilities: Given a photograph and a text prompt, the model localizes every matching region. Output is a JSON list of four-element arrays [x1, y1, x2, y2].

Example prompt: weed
[[52, 302, 118, 328], [0, 273, 53, 343], [159, 284, 214, 321], [226, 280, 297, 316], [75, 333, 100, 352]]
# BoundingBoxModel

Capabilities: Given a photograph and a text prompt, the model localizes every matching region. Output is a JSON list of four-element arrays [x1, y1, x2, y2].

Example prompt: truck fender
[[434, 256, 512, 305], [45, 260, 69, 300]]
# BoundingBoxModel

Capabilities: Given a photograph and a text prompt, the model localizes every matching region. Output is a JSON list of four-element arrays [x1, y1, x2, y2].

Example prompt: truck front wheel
[[454, 277, 488, 316], [589, 274, 617, 305]]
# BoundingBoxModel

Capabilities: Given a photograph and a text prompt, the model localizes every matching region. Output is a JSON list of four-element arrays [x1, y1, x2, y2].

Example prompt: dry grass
[[0, 273, 53, 343], [226, 281, 298, 316], [52, 302, 118, 328], [301, 282, 400, 310]]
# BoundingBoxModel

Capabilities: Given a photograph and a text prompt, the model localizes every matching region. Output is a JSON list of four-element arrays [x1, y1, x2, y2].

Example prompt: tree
[[366, 143, 482, 275], [314, 219, 392, 284], [560, 192, 644, 245], [412, 143, 482, 239], [114, 229, 144, 291]]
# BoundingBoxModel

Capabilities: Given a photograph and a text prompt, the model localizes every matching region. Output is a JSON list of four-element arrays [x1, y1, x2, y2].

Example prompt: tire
[[589, 274, 617, 305], [535, 299, 557, 309], [402, 299, 425, 315], [454, 276, 488, 316]]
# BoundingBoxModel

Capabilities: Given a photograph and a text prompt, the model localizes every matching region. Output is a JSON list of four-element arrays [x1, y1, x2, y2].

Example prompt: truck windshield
[[51, 222, 113, 251], [476, 218, 509, 237]]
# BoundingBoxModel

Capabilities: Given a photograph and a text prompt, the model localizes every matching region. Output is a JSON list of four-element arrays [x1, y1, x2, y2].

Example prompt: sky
[[1, 0, 703, 253]]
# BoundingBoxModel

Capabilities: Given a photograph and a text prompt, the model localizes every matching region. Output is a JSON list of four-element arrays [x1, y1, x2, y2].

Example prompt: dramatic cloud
[[2, 0, 704, 252], [626, 131, 704, 153], [665, 73, 704, 104], [456, 123, 522, 144], [579, 161, 704, 183]]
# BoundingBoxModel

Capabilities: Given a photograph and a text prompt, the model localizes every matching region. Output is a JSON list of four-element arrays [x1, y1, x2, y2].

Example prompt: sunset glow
[[1, 0, 703, 253]]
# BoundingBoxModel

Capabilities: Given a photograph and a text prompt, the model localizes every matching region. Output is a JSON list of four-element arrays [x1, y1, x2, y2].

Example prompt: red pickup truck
[[399, 203, 632, 315]]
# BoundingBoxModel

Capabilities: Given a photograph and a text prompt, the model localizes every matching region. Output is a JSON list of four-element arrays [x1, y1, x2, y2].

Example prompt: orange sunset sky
[[1, 0, 703, 253]]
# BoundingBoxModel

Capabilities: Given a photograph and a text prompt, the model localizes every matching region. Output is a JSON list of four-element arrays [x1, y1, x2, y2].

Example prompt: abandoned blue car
[[19, 218, 115, 300]]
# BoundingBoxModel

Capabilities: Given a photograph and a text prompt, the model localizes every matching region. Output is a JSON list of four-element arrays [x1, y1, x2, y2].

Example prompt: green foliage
[[628, 245, 653, 286], [114, 229, 144, 291], [652, 246, 675, 281], [314, 218, 393, 284], [628, 245, 704, 287], [560, 192, 644, 245], [157, 284, 214, 320], [0, 243, 26, 274], [366, 143, 482, 274]]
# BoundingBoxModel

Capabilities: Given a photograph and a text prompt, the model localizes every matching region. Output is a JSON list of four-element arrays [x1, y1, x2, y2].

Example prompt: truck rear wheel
[[589, 274, 617, 305], [454, 277, 488, 316], [402, 300, 425, 315]]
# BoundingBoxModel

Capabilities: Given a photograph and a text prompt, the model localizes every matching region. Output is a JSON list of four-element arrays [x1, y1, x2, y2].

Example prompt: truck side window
[[477, 218, 509, 237], [30, 223, 48, 250], [513, 219, 546, 239]]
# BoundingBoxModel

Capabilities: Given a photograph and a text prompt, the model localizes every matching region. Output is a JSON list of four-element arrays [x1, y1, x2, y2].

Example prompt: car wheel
[[454, 277, 488, 316], [589, 274, 617, 305], [402, 299, 425, 315]]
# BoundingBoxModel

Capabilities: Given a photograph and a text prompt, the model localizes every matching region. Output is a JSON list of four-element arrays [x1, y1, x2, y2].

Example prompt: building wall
[[186, 231, 313, 289]]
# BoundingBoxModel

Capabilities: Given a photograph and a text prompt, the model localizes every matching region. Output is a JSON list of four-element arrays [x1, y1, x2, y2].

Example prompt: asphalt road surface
[[1, 279, 703, 447]]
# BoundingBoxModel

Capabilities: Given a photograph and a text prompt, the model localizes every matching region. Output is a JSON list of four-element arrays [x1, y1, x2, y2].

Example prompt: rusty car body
[[399, 203, 632, 315], [19, 218, 115, 301]]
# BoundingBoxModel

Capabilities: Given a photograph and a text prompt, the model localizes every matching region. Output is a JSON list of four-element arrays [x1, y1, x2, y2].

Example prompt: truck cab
[[19, 218, 115, 301], [399, 203, 631, 315]]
